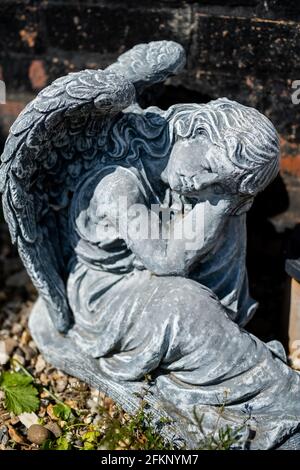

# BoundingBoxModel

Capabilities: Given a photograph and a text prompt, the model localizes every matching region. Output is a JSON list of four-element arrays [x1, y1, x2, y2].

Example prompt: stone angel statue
[[1, 41, 300, 449]]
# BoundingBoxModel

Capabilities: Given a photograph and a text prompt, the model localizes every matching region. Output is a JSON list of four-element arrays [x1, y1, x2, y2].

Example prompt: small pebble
[[2, 319, 13, 329], [4, 337, 17, 355], [15, 347, 25, 358], [21, 345, 36, 361], [55, 377, 68, 393], [92, 416, 102, 425], [77, 382, 89, 392], [10, 416, 20, 425], [12, 352, 25, 366], [20, 330, 31, 346], [46, 404, 58, 421], [68, 377, 79, 387], [117, 440, 127, 448], [87, 398, 98, 414], [0, 341, 9, 365], [45, 422, 62, 438], [83, 415, 93, 424], [35, 355, 46, 374], [103, 396, 114, 408], [19, 412, 39, 429], [27, 424, 51, 445], [0, 328, 10, 337], [28, 340, 37, 350], [1, 434, 9, 446], [38, 407, 46, 418], [39, 373, 49, 385], [0, 426, 7, 441], [40, 398, 50, 407], [11, 323, 23, 335]]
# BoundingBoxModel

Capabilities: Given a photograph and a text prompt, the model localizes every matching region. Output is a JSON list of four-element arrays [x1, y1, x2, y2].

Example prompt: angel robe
[[66, 164, 300, 450]]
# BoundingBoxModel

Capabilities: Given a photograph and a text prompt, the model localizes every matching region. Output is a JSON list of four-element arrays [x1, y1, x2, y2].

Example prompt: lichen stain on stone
[[19, 28, 38, 48], [29, 60, 48, 89], [280, 137, 300, 177], [281, 154, 300, 177]]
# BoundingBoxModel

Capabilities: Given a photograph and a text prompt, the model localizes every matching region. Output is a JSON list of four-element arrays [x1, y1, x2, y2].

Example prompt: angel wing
[[0, 40, 186, 333], [106, 40, 185, 94]]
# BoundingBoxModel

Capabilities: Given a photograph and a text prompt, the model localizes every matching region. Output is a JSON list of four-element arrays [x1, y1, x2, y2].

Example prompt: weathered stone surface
[[1, 41, 300, 450], [1, 1, 300, 178]]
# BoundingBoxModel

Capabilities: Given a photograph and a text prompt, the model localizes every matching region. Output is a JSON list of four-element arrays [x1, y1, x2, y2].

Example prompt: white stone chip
[[0, 341, 9, 365], [19, 412, 39, 428]]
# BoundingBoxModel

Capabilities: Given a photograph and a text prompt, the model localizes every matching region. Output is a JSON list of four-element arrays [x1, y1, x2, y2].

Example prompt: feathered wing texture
[[0, 69, 136, 333], [106, 40, 186, 94], [0, 40, 185, 334]]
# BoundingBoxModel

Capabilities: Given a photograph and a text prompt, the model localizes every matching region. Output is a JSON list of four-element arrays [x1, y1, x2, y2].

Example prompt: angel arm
[[100, 169, 228, 276]]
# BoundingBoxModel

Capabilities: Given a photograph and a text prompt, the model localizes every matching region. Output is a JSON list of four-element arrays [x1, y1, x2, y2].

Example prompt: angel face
[[164, 133, 238, 201]]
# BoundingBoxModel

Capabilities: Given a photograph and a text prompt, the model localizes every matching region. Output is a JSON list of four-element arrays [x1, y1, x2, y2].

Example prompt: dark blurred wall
[[0, 0, 300, 176]]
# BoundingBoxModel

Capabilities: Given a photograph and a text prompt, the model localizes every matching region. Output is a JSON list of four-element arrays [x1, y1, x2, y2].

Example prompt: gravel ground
[[0, 223, 162, 451], [1, 210, 298, 450]]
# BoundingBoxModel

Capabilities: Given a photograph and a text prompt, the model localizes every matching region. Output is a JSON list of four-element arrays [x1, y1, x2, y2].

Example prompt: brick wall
[[1, 0, 300, 177]]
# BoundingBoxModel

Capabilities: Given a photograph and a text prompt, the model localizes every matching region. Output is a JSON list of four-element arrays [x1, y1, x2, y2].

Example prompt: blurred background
[[1, 0, 300, 348]]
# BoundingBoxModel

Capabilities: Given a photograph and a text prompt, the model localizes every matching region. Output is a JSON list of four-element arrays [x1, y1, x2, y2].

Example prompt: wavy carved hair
[[166, 98, 280, 196], [107, 98, 280, 196]]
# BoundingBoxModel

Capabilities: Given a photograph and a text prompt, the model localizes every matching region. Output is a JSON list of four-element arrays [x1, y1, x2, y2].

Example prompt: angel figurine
[[1, 41, 300, 449]]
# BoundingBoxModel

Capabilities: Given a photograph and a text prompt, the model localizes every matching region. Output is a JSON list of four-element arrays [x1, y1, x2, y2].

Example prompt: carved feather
[[0, 40, 185, 333], [106, 40, 186, 94]]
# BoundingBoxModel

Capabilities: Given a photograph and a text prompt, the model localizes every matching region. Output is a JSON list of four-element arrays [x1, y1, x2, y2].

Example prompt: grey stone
[[45, 422, 62, 438], [1, 40, 300, 449], [35, 355, 46, 374], [4, 337, 17, 355], [55, 377, 68, 393], [27, 424, 51, 445]]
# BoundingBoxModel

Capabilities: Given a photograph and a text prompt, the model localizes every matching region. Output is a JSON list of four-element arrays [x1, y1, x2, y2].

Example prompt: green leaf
[[55, 436, 71, 450], [83, 441, 95, 450], [53, 403, 72, 421], [0, 371, 39, 415], [41, 439, 55, 450], [82, 430, 100, 443]]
